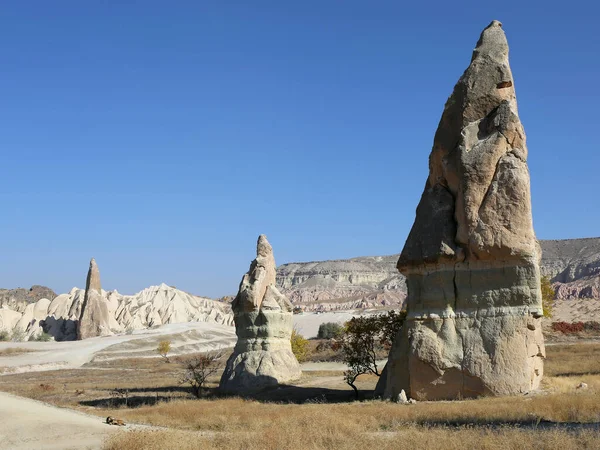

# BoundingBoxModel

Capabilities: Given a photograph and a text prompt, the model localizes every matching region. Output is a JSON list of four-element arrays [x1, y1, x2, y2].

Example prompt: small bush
[[180, 352, 223, 398], [583, 321, 600, 332], [157, 340, 172, 363], [552, 322, 585, 334], [29, 332, 52, 342], [540, 275, 555, 317], [317, 322, 344, 339], [10, 329, 26, 342], [290, 328, 310, 362], [0, 330, 9, 341]]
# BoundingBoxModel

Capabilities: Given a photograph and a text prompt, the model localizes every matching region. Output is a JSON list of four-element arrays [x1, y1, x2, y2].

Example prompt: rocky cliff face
[[276, 238, 600, 309], [540, 238, 600, 300], [276, 256, 406, 311]]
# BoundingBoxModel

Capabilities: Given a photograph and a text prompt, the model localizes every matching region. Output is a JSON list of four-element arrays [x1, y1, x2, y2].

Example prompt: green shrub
[[541, 275, 555, 318], [0, 330, 9, 341], [29, 332, 52, 342], [291, 328, 310, 362], [317, 322, 344, 339]]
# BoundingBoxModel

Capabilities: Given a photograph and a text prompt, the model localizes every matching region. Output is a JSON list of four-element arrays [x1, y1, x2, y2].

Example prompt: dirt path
[[0, 391, 120, 450]]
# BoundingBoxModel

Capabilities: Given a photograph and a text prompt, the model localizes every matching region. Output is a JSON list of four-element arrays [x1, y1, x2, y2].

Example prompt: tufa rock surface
[[77, 258, 112, 340], [220, 235, 301, 394], [378, 21, 545, 400]]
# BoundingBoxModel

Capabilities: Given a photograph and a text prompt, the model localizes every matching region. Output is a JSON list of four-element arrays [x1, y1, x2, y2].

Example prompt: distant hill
[[276, 238, 600, 311]]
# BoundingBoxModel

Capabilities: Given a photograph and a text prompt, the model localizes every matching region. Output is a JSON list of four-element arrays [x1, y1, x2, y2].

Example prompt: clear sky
[[1, 1, 598, 297]]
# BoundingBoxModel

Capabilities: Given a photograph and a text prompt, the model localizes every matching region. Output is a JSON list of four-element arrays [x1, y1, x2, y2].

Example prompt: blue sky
[[1, 1, 598, 297]]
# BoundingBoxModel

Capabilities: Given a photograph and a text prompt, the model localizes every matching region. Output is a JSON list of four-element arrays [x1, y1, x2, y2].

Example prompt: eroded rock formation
[[378, 21, 545, 400], [220, 235, 301, 394], [77, 258, 112, 340]]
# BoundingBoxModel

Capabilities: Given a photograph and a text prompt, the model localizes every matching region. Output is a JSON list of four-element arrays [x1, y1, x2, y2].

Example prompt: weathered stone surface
[[220, 235, 301, 394], [378, 21, 545, 400], [77, 258, 112, 340]]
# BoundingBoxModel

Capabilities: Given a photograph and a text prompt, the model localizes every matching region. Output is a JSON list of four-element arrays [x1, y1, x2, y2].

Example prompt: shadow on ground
[[79, 384, 371, 408]]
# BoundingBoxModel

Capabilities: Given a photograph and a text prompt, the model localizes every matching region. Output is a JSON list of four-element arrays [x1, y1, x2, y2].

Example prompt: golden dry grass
[[105, 425, 600, 450], [545, 342, 600, 377], [1, 341, 599, 450]]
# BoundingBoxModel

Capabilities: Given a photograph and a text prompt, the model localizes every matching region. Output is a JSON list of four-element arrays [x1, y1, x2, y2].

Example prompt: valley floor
[[0, 337, 600, 449]]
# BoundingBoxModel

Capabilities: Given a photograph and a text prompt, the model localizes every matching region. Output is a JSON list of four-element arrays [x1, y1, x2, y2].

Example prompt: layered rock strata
[[77, 258, 112, 340], [378, 21, 545, 400], [220, 235, 301, 394]]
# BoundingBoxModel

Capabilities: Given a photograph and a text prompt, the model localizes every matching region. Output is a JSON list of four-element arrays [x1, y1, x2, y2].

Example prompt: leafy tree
[[341, 310, 406, 399], [317, 322, 345, 339], [180, 352, 223, 398], [290, 328, 310, 362], [540, 275, 555, 318], [157, 340, 172, 363]]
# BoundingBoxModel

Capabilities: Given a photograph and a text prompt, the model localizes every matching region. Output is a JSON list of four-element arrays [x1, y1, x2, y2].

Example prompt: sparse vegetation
[[157, 340, 172, 363], [0, 330, 9, 341], [290, 328, 310, 362], [180, 352, 224, 398], [10, 329, 27, 342], [29, 332, 52, 342], [541, 275, 555, 317], [317, 322, 344, 339], [0, 347, 38, 357]]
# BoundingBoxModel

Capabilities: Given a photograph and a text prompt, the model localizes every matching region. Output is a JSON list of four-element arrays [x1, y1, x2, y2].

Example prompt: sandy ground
[[0, 312, 366, 375], [0, 322, 236, 375], [554, 298, 600, 322], [0, 391, 120, 450]]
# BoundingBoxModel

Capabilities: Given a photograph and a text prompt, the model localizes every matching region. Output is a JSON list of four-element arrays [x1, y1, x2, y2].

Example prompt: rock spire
[[378, 21, 545, 399], [220, 235, 301, 394], [77, 258, 112, 340]]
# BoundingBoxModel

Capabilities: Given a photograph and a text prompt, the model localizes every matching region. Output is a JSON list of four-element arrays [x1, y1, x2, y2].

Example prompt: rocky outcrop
[[220, 235, 301, 394], [378, 21, 545, 400], [0, 283, 233, 341], [77, 259, 112, 340], [541, 237, 600, 300], [0, 285, 56, 313]]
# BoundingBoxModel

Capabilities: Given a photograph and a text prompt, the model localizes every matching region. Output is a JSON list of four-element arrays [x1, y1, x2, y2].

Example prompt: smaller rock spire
[[220, 235, 301, 394], [77, 258, 112, 340], [86, 258, 101, 293]]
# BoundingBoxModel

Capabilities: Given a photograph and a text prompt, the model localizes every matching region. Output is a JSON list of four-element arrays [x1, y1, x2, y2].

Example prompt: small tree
[[290, 328, 310, 362], [180, 352, 223, 398], [157, 340, 172, 363], [341, 310, 406, 399], [541, 275, 555, 318], [317, 322, 344, 339]]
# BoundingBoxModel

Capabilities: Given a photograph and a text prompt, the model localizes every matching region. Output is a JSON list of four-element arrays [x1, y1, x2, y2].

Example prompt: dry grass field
[[0, 347, 37, 357], [1, 342, 599, 449]]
